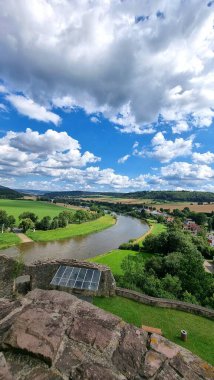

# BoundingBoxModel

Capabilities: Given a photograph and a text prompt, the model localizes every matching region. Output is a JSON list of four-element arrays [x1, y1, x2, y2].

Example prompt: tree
[[73, 210, 87, 224], [37, 216, 51, 230], [7, 215, 16, 230], [0, 209, 8, 233], [19, 212, 38, 222], [19, 218, 35, 233]]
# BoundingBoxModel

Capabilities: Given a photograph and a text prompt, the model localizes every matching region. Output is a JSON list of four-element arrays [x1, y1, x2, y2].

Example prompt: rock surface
[[0, 289, 213, 380]]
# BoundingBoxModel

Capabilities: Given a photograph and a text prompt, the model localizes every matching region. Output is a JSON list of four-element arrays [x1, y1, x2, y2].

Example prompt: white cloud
[[161, 162, 214, 181], [192, 151, 214, 164], [90, 116, 100, 124], [0, 129, 100, 178], [0, 103, 7, 112], [118, 154, 130, 164], [150, 132, 194, 162], [172, 121, 190, 134], [0, 0, 213, 132], [6, 94, 61, 125]]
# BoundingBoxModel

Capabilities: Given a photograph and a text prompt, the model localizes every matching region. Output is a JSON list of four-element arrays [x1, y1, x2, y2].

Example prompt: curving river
[[1, 215, 149, 264]]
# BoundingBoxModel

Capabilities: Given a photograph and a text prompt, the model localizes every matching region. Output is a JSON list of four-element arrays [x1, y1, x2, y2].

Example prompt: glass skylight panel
[[50, 265, 101, 291]]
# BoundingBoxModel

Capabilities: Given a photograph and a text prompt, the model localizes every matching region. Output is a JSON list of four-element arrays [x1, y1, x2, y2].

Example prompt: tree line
[[0, 208, 104, 233]]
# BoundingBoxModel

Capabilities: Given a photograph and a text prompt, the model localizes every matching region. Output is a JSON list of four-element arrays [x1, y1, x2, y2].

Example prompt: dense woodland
[[117, 223, 214, 309], [0, 185, 22, 199]]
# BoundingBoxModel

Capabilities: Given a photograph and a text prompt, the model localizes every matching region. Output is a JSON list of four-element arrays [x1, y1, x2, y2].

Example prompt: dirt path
[[16, 233, 33, 243]]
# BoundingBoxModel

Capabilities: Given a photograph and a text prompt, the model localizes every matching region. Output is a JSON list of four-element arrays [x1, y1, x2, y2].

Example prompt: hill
[[43, 190, 214, 203], [0, 185, 23, 199]]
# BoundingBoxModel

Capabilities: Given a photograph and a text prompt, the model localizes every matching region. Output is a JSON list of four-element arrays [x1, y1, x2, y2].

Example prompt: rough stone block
[[14, 275, 31, 295]]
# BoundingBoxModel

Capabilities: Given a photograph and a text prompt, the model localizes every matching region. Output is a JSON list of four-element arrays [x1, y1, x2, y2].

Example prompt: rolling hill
[[0, 185, 23, 199]]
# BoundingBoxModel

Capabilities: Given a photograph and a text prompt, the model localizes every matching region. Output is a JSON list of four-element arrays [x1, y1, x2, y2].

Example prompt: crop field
[[80, 196, 214, 212], [0, 199, 72, 223], [27, 214, 115, 242], [94, 296, 214, 365]]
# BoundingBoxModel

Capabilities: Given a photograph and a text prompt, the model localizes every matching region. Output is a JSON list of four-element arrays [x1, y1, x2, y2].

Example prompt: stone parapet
[[116, 287, 214, 320], [0, 289, 213, 379]]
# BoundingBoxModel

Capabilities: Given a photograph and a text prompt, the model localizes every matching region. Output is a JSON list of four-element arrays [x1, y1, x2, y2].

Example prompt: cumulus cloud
[[0, 0, 213, 132], [0, 129, 100, 178], [118, 154, 130, 164], [192, 151, 214, 164], [6, 94, 61, 125], [161, 162, 214, 181], [150, 132, 194, 162]]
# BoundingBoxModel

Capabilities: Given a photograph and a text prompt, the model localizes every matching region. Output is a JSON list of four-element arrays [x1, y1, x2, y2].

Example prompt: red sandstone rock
[[0, 289, 213, 380]]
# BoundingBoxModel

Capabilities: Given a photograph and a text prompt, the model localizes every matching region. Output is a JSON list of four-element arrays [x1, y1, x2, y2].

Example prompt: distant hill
[[43, 190, 214, 203], [43, 191, 123, 198], [123, 190, 214, 202], [0, 185, 23, 199]]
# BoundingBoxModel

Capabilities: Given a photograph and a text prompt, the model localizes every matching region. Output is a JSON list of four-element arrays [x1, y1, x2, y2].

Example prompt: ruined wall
[[116, 287, 214, 320], [0, 255, 16, 298], [0, 255, 116, 298]]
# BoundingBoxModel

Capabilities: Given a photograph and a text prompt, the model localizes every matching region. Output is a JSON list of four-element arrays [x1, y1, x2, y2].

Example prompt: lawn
[[0, 232, 21, 250], [89, 249, 153, 276], [27, 214, 115, 242], [0, 199, 72, 223], [94, 296, 214, 365]]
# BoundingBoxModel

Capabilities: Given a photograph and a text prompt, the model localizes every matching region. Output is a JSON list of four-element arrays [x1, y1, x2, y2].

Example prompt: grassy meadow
[[89, 221, 165, 276], [0, 232, 21, 250], [89, 249, 153, 276], [27, 214, 115, 242], [0, 199, 71, 223], [94, 296, 214, 365]]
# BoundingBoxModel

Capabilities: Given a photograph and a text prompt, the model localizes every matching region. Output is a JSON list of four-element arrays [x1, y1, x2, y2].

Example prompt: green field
[[89, 221, 165, 275], [89, 249, 153, 276], [94, 296, 214, 365], [0, 199, 71, 223], [27, 214, 115, 242], [0, 232, 21, 250]]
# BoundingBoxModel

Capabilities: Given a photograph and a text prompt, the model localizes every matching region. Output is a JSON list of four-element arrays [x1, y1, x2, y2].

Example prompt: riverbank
[[26, 214, 115, 242], [89, 220, 165, 275], [0, 232, 21, 250]]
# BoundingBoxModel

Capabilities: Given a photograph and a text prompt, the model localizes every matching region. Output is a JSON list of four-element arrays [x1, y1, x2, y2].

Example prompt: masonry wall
[[116, 287, 214, 320], [0, 255, 116, 298]]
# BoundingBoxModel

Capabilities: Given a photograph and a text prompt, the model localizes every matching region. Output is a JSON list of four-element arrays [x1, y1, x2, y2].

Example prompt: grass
[[27, 214, 115, 242], [94, 296, 214, 365], [0, 199, 72, 224], [89, 249, 153, 276], [0, 232, 21, 250], [89, 220, 165, 275]]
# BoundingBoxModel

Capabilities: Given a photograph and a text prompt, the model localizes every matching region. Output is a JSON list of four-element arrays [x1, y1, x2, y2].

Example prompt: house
[[183, 219, 201, 235], [207, 234, 214, 247]]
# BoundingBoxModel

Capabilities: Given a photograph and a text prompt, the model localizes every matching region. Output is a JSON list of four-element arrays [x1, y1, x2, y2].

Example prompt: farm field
[[27, 214, 115, 242], [0, 199, 72, 223], [94, 296, 214, 365], [80, 196, 214, 212], [0, 232, 21, 250]]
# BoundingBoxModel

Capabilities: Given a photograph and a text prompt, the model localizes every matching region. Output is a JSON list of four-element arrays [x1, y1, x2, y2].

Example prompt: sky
[[0, 0, 214, 192]]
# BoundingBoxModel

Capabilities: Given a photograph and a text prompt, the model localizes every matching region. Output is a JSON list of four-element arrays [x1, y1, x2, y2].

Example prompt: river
[[1, 215, 149, 264]]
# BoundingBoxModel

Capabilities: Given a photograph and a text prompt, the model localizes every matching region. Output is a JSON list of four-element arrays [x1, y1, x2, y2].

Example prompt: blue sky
[[0, 0, 214, 192]]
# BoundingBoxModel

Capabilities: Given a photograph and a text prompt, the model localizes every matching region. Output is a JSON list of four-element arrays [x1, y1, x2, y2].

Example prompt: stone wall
[[0, 255, 116, 298], [116, 287, 214, 320], [0, 289, 213, 379]]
